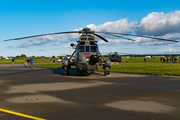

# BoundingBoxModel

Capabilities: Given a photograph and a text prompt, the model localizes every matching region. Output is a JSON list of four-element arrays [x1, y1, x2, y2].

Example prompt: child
[[24, 62, 28, 68]]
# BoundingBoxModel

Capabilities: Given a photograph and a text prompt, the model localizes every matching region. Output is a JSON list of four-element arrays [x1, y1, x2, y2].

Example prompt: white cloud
[[52, 43, 61, 46], [155, 48, 180, 53], [39, 49, 46, 51], [136, 10, 180, 36], [64, 46, 70, 48], [8, 35, 69, 48], [173, 43, 180, 47], [98, 38, 134, 46], [87, 18, 137, 33]]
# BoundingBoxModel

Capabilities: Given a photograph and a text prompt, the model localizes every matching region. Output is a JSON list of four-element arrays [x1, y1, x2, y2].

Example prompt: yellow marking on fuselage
[[0, 108, 46, 120]]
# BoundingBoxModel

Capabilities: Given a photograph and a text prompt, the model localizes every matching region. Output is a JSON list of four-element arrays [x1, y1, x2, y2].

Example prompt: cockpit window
[[91, 46, 96, 52], [79, 46, 84, 52], [86, 46, 89, 52]]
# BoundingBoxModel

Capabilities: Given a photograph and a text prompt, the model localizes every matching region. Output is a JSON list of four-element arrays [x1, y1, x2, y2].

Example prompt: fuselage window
[[79, 46, 84, 52], [86, 46, 89, 52], [91, 46, 96, 52]]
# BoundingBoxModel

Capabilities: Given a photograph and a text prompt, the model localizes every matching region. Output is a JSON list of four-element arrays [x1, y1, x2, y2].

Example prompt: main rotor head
[[79, 27, 94, 35]]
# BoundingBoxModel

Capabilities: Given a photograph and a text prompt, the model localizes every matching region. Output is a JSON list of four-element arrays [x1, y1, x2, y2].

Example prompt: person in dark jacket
[[26, 58, 29, 67], [163, 58, 165, 63], [160, 57, 162, 62], [144, 58, 146, 63], [52, 54, 55, 63], [12, 58, 15, 65]]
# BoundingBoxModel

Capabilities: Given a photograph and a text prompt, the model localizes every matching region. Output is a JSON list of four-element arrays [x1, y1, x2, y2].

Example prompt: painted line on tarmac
[[0, 108, 46, 120]]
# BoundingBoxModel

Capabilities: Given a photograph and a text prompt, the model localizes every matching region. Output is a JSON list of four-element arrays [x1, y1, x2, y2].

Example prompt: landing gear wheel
[[108, 71, 110, 75], [67, 71, 69, 76]]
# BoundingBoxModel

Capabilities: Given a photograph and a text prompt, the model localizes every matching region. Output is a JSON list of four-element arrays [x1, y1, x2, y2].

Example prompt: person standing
[[26, 58, 29, 67], [52, 54, 55, 63], [12, 58, 15, 65], [163, 58, 165, 63], [144, 58, 146, 63], [29, 57, 33, 68], [174, 57, 177, 63]]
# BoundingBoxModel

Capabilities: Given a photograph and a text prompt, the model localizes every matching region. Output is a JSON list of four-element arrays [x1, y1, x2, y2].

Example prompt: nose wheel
[[104, 67, 110, 76]]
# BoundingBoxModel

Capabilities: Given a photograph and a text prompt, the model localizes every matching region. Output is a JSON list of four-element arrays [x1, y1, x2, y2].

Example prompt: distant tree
[[114, 52, 118, 55], [21, 54, 26, 57], [16, 55, 20, 59]]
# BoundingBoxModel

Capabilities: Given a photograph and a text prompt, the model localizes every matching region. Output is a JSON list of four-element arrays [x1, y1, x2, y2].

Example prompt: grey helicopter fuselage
[[75, 35, 99, 72]]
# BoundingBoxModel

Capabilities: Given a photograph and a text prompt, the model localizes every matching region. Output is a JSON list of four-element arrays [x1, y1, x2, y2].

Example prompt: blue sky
[[1, 0, 180, 57]]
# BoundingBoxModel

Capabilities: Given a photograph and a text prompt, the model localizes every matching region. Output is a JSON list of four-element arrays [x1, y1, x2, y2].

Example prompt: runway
[[0, 64, 180, 120]]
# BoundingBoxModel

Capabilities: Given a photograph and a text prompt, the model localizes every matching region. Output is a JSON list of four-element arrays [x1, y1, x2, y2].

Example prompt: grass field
[[0, 58, 58, 64], [121, 57, 180, 63], [33, 62, 180, 76], [1, 57, 179, 64]]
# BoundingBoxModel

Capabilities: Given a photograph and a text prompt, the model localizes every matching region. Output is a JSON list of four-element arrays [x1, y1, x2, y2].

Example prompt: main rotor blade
[[117, 52, 135, 55], [92, 33, 108, 42], [96, 32, 179, 42], [102, 33, 136, 41], [4, 31, 79, 41]]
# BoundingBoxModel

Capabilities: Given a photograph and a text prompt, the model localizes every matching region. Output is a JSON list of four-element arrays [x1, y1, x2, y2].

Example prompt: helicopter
[[107, 52, 132, 63], [4, 27, 179, 76]]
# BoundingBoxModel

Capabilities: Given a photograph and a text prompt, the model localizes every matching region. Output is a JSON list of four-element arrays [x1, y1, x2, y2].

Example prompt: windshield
[[86, 46, 89, 52], [79, 46, 84, 52], [91, 46, 96, 52]]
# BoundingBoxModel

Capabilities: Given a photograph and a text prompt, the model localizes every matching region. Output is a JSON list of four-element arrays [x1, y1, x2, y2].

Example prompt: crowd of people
[[12, 53, 57, 67], [11, 57, 34, 68], [160, 57, 177, 63], [143, 57, 178, 63], [24, 57, 33, 68]]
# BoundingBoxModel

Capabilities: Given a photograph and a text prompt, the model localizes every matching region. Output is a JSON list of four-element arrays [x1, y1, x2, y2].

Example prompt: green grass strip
[[33, 63, 180, 76]]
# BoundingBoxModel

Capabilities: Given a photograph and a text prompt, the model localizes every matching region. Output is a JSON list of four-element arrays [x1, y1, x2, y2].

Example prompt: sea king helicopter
[[4, 27, 179, 76], [107, 52, 134, 63]]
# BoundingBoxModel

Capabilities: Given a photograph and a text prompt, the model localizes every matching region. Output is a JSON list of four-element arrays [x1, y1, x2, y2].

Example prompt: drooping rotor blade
[[4, 31, 79, 41], [101, 33, 136, 41], [95, 32, 179, 42], [92, 33, 108, 42]]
